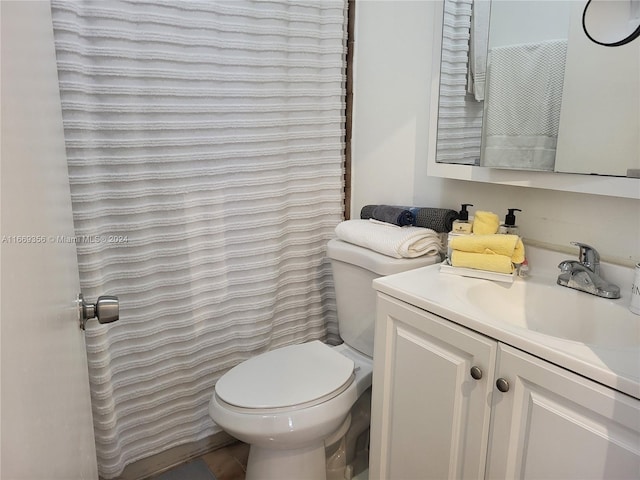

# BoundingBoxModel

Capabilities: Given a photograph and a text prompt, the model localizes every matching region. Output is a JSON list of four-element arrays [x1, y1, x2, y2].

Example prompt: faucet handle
[[558, 260, 578, 272], [570, 242, 600, 272]]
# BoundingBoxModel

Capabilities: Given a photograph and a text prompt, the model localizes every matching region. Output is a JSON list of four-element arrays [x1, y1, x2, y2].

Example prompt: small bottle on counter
[[498, 208, 522, 235], [517, 258, 530, 278]]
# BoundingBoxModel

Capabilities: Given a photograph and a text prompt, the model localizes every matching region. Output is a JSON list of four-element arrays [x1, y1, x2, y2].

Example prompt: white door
[[370, 295, 498, 480], [487, 344, 640, 480], [1, 2, 99, 478]]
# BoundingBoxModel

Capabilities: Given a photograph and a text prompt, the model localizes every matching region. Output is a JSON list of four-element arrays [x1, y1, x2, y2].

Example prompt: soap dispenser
[[448, 204, 473, 262], [451, 204, 473, 234], [498, 208, 521, 235]]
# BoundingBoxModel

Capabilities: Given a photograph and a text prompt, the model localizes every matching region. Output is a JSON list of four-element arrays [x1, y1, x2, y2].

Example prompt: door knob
[[470, 366, 483, 380], [78, 293, 119, 330], [496, 378, 510, 393]]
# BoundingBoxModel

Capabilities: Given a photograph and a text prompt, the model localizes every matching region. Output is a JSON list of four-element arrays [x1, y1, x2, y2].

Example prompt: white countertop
[[373, 256, 640, 400]]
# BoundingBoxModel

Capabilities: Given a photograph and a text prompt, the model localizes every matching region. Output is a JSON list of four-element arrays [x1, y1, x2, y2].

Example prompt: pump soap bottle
[[498, 208, 521, 235], [448, 204, 473, 262], [451, 204, 473, 234]]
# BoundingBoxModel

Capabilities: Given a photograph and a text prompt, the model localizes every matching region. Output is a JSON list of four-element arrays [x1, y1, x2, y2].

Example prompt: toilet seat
[[215, 341, 355, 411]]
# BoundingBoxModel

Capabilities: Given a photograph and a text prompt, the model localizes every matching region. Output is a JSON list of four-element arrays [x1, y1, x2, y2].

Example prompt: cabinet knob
[[496, 378, 510, 392], [470, 366, 483, 380]]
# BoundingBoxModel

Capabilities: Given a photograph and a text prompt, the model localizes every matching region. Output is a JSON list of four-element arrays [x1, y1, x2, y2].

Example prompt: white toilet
[[209, 238, 438, 479]]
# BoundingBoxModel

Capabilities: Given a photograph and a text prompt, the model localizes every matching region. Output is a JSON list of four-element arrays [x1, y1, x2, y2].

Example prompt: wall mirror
[[582, 0, 640, 47], [428, 0, 640, 198]]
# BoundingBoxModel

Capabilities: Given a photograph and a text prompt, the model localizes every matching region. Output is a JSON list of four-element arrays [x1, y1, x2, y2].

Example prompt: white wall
[[351, 0, 639, 266], [489, 1, 572, 47], [350, 0, 438, 209]]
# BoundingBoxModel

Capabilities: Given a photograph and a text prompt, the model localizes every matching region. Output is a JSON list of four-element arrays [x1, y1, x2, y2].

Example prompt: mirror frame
[[426, 0, 640, 199], [582, 0, 640, 47]]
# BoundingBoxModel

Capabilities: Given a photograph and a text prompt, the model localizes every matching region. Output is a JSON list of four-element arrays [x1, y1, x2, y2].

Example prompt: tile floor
[[199, 442, 250, 480], [150, 441, 250, 480], [150, 440, 370, 480]]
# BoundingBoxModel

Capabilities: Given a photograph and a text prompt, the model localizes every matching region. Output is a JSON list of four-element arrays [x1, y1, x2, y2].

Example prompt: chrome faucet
[[557, 242, 620, 299]]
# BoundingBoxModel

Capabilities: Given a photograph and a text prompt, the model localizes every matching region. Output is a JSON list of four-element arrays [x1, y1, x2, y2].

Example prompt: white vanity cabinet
[[370, 293, 640, 480], [487, 344, 640, 479], [369, 294, 498, 479]]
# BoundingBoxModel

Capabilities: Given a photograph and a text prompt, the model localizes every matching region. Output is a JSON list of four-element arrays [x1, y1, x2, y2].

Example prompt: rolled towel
[[361, 204, 409, 222], [472, 211, 500, 235], [451, 251, 514, 274], [335, 219, 443, 259], [361, 205, 458, 232], [360, 204, 377, 219], [449, 234, 525, 264], [410, 207, 459, 233], [371, 205, 415, 226]]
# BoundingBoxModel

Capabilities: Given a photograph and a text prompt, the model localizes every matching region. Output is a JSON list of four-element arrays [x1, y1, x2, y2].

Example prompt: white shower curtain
[[436, 0, 484, 165], [50, 0, 346, 477]]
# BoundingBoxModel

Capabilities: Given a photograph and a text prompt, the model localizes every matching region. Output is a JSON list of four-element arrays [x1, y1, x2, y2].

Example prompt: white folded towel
[[481, 39, 568, 171], [467, 0, 490, 102], [335, 219, 444, 259]]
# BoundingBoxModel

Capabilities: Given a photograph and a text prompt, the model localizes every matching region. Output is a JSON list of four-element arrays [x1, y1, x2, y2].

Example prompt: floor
[[150, 441, 250, 480], [200, 442, 250, 480], [150, 440, 370, 480]]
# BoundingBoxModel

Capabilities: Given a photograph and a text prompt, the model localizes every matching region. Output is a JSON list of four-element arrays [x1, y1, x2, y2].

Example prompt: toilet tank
[[326, 239, 439, 357]]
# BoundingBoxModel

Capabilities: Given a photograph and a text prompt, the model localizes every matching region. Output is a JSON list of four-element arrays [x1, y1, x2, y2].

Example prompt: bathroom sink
[[457, 274, 640, 348], [373, 252, 640, 399]]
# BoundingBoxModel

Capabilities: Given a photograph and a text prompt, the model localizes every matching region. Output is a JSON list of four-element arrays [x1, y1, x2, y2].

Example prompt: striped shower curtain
[[436, 0, 485, 165], [50, 0, 346, 477]]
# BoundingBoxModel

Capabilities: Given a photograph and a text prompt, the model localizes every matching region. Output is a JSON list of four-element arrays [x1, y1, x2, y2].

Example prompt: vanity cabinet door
[[370, 294, 498, 480], [487, 344, 640, 480]]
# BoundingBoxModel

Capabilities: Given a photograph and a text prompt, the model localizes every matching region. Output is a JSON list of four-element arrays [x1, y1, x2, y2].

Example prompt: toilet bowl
[[209, 239, 438, 479], [209, 341, 372, 479]]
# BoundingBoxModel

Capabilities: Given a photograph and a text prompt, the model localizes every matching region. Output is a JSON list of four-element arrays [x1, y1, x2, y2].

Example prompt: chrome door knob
[[78, 293, 119, 330]]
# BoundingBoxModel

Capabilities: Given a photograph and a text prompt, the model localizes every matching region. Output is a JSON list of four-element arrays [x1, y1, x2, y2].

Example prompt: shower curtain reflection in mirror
[[435, 0, 570, 172]]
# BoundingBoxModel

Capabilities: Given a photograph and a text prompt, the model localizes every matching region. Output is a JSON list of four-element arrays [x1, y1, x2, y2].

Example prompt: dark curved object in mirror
[[582, 0, 640, 47]]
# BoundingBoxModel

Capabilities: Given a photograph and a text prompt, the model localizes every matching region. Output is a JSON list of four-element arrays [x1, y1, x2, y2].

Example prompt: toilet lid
[[215, 341, 355, 410]]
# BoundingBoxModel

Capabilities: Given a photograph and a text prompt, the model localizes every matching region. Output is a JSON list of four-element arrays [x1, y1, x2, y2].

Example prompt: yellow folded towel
[[472, 211, 500, 235], [449, 234, 525, 264], [451, 251, 514, 274]]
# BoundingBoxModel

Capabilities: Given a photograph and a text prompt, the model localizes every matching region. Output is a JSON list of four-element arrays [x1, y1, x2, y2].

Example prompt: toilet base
[[246, 442, 326, 480]]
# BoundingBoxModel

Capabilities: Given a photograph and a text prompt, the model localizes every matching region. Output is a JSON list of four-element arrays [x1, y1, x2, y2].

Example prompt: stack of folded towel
[[360, 204, 459, 232], [449, 234, 525, 274], [335, 219, 444, 259]]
